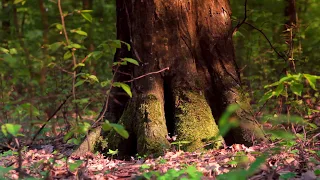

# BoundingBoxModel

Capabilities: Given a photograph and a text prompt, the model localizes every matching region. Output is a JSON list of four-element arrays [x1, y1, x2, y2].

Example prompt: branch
[[244, 22, 287, 62], [123, 67, 170, 83], [32, 94, 72, 142], [233, 0, 248, 35]]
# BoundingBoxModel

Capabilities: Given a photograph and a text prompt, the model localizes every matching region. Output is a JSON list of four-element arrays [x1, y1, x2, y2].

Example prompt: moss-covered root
[[72, 126, 102, 156], [136, 95, 170, 156], [174, 91, 223, 151]]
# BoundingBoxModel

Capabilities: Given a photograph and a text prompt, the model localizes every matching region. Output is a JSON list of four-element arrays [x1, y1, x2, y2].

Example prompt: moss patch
[[174, 91, 223, 151], [136, 95, 170, 155]]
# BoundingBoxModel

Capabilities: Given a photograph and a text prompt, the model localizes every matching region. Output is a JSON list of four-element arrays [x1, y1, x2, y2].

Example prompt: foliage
[[141, 166, 203, 180]]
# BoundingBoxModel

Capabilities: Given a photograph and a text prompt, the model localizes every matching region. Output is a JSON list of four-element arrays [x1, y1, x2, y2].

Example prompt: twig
[[232, 0, 248, 35], [244, 22, 287, 62], [32, 94, 72, 142], [123, 67, 169, 83], [93, 65, 121, 125]]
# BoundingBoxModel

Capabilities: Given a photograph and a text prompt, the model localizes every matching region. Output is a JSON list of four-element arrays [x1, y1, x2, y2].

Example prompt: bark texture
[[103, 0, 264, 156]]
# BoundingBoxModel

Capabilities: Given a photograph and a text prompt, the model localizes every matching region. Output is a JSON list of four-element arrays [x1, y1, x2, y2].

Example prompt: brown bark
[[103, 0, 265, 156]]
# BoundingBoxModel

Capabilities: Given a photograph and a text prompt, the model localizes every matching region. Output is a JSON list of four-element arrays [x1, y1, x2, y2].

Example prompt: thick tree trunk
[[103, 0, 264, 156]]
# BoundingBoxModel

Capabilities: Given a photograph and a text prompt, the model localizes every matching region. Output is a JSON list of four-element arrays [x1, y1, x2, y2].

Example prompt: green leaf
[[63, 131, 74, 142], [102, 121, 112, 131], [71, 29, 87, 36], [80, 10, 93, 13], [110, 123, 129, 139], [267, 130, 296, 141], [107, 149, 118, 156], [259, 90, 274, 103], [9, 48, 18, 55], [48, 42, 63, 53], [75, 80, 85, 87], [122, 58, 139, 66], [1, 125, 8, 137], [87, 51, 103, 60], [73, 63, 85, 70], [13, 0, 24, 4], [113, 82, 132, 97], [81, 13, 92, 23], [67, 43, 82, 49], [218, 104, 240, 136], [68, 160, 83, 172], [274, 83, 284, 97], [88, 74, 99, 82], [63, 51, 72, 60], [304, 74, 319, 90], [55, 23, 63, 30], [78, 122, 91, 134], [120, 41, 131, 51], [101, 80, 111, 87], [279, 172, 296, 180], [1, 124, 21, 137], [0, 47, 9, 54], [289, 81, 303, 96]]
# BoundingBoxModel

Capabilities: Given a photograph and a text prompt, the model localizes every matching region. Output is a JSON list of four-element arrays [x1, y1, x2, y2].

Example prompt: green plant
[[171, 141, 191, 151], [141, 166, 203, 180]]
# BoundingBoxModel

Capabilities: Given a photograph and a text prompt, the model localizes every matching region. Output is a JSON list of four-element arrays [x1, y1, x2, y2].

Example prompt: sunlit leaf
[[63, 51, 72, 60], [110, 123, 129, 139], [87, 51, 103, 60], [122, 58, 139, 66], [304, 74, 319, 90], [71, 29, 88, 36], [67, 43, 82, 49], [0, 47, 9, 54], [259, 90, 274, 103], [48, 42, 63, 53], [274, 83, 284, 97], [75, 80, 85, 87], [81, 13, 92, 23], [80, 10, 93, 13], [289, 81, 303, 96], [113, 82, 132, 97], [107, 149, 119, 155], [102, 121, 112, 131], [1, 124, 21, 137]]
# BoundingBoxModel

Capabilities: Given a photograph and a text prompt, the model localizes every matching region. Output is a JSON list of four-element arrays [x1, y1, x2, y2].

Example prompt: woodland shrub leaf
[[122, 58, 139, 66], [81, 13, 92, 23], [304, 74, 319, 90], [290, 81, 303, 96], [113, 82, 132, 97], [110, 123, 129, 139], [1, 124, 21, 137]]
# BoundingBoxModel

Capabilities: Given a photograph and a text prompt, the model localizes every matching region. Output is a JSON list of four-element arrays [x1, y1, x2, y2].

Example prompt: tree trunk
[[103, 0, 264, 156]]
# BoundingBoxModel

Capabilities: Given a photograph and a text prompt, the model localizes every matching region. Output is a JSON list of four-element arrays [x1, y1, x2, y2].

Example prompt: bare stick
[[124, 67, 169, 83], [233, 0, 248, 35]]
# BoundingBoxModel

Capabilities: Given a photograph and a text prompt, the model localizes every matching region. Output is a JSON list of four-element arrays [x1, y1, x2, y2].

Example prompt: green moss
[[136, 95, 170, 155], [174, 91, 223, 151]]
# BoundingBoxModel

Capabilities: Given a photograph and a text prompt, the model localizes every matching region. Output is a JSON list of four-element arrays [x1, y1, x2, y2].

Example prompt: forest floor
[[0, 140, 320, 180]]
